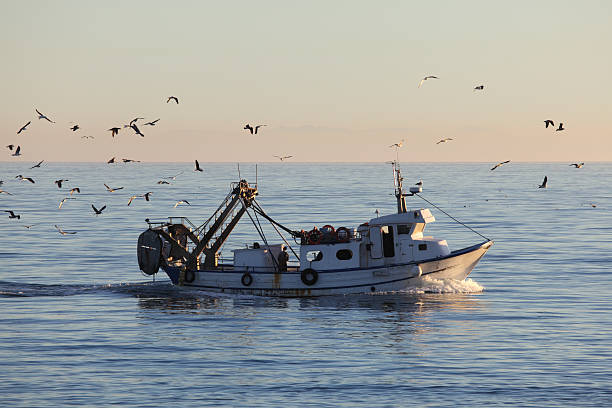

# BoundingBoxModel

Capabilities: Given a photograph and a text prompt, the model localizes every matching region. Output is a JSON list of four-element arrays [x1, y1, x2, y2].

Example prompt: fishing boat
[[137, 162, 492, 296]]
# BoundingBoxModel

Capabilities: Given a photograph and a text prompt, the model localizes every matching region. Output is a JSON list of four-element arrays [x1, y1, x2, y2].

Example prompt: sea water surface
[[1, 162, 611, 407]]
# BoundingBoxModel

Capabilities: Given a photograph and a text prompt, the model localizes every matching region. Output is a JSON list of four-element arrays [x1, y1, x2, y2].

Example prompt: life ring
[[241, 272, 253, 287], [321, 224, 335, 233], [336, 227, 350, 242], [301, 268, 318, 286], [184, 269, 195, 283], [307, 229, 321, 245]]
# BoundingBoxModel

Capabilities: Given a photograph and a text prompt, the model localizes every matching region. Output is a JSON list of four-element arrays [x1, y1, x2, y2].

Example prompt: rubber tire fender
[[241, 272, 253, 287], [301, 268, 318, 286]]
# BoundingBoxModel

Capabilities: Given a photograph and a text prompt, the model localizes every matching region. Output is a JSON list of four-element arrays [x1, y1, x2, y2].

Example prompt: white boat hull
[[163, 241, 493, 297]]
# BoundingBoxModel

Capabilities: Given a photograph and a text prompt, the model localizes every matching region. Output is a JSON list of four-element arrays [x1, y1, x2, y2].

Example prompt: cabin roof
[[369, 208, 435, 225]]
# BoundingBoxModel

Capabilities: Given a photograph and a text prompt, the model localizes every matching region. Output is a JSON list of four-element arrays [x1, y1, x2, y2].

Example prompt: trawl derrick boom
[[187, 180, 258, 269]]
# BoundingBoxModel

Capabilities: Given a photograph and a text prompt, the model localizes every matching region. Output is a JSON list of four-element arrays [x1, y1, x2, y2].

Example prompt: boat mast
[[393, 161, 407, 213]]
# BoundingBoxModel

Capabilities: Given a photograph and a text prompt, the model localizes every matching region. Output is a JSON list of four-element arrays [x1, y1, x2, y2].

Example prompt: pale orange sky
[[1, 1, 611, 163]]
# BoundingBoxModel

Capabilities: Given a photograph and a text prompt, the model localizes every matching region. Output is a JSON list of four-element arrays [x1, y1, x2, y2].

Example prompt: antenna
[[255, 164, 258, 189], [237, 163, 241, 180]]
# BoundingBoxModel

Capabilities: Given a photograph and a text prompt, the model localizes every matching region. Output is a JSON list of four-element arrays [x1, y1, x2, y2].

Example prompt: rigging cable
[[414, 193, 491, 241], [252, 200, 300, 261]]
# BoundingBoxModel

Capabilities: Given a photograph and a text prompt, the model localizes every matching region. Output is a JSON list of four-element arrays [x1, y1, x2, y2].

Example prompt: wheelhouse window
[[418, 243, 427, 251], [306, 250, 323, 262], [397, 224, 412, 235], [336, 249, 352, 260]]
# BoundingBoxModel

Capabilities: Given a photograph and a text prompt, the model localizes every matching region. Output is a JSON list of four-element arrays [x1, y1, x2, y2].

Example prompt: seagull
[[273, 155, 293, 161], [194, 160, 203, 172], [92, 204, 107, 215], [129, 117, 144, 126], [122, 158, 140, 163], [0, 189, 14, 195], [80, 135, 94, 140], [418, 75, 438, 88], [143, 118, 160, 126], [55, 225, 77, 235], [58, 197, 76, 209], [157, 180, 170, 184], [107, 157, 116, 164], [104, 183, 124, 192], [389, 140, 404, 148], [12, 146, 22, 156], [16, 175, 35, 183], [569, 163, 584, 168], [375, 209, 380, 217], [167, 96, 179, 104], [69, 187, 80, 195], [163, 171, 183, 180], [127, 195, 140, 206], [4, 210, 20, 219], [174, 200, 191, 208], [544, 120, 554, 128], [490, 160, 511, 171], [108, 127, 120, 137], [30, 160, 44, 169], [6, 144, 14, 151], [70, 125, 80, 131], [556, 123, 565, 131], [130, 123, 144, 137], [436, 137, 453, 144], [23, 225, 34, 229], [474, 85, 484, 91], [538, 176, 548, 189], [55, 179, 69, 188], [17, 121, 31, 134], [143, 192, 152, 201], [415, 180, 423, 186], [244, 124, 267, 135], [35, 109, 55, 123]]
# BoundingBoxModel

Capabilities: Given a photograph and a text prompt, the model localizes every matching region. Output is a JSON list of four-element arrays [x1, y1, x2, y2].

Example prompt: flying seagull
[[244, 124, 267, 135], [107, 157, 116, 164], [273, 155, 293, 161], [108, 127, 120, 137], [157, 180, 170, 185], [143, 118, 160, 126], [17, 122, 31, 134], [4, 210, 20, 219], [143, 192, 152, 201], [415, 180, 423, 186], [436, 137, 454, 144], [490, 160, 511, 171], [129, 117, 144, 126], [122, 158, 140, 163], [104, 184, 124, 192], [130, 123, 144, 137], [12, 146, 22, 156], [30, 160, 44, 169], [55, 225, 77, 235], [127, 195, 140, 206], [35, 109, 55, 123], [6, 144, 14, 151], [55, 179, 69, 188], [544, 120, 554, 128], [167, 96, 179, 104], [569, 163, 584, 168], [16, 175, 35, 183], [556, 123, 565, 131], [163, 171, 183, 180], [474, 85, 484, 91], [0, 189, 14, 195], [92, 204, 107, 215], [194, 160, 203, 172], [389, 140, 404, 148], [418, 75, 438, 88], [538, 176, 548, 189], [70, 125, 80, 131], [81, 135, 94, 140], [58, 197, 76, 209], [69, 187, 80, 195], [174, 200, 191, 208]]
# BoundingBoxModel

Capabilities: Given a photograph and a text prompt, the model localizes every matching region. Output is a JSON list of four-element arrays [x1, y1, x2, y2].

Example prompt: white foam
[[401, 276, 485, 294]]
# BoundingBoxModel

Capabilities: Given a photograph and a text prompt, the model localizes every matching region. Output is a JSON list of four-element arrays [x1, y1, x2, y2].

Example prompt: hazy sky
[[1, 1, 611, 162]]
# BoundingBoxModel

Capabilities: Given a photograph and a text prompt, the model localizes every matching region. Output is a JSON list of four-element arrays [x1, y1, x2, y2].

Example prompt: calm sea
[[1, 162, 611, 407]]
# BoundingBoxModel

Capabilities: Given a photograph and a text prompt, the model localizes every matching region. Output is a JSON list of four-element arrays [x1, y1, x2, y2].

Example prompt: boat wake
[[401, 276, 484, 294], [0, 280, 175, 298]]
